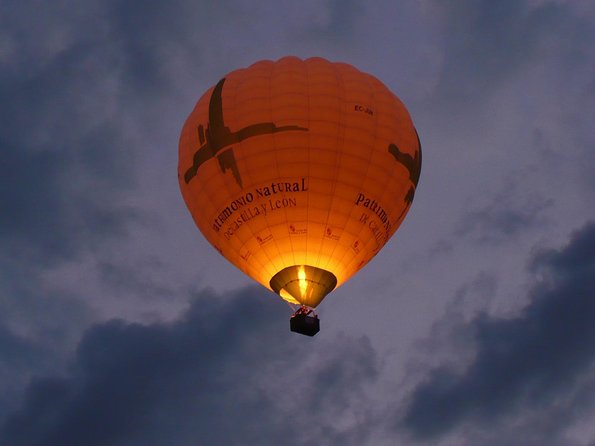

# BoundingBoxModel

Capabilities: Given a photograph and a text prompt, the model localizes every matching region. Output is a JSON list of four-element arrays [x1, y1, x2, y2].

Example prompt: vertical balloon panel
[[179, 56, 420, 307]]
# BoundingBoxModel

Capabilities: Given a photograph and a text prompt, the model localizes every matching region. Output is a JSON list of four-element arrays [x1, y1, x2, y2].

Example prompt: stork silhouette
[[388, 129, 422, 205], [184, 78, 308, 187]]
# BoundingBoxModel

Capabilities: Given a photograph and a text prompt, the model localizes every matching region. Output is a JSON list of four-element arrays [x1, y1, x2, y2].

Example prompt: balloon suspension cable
[[284, 300, 299, 312], [294, 305, 317, 317]]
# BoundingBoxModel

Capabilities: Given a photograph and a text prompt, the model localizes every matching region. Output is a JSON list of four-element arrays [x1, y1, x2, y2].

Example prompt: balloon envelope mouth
[[270, 265, 337, 308]]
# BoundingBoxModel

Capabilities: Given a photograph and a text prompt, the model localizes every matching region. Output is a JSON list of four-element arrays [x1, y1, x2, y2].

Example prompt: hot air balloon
[[178, 56, 421, 336]]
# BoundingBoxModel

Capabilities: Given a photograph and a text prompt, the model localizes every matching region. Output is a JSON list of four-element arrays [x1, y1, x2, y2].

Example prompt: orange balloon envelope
[[179, 56, 421, 309]]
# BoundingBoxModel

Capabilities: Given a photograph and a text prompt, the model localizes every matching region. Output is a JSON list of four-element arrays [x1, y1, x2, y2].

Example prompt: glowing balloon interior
[[179, 56, 421, 312]]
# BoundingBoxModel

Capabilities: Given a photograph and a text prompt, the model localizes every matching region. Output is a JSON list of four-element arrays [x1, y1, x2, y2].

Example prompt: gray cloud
[[455, 188, 554, 243], [0, 27, 139, 388], [429, 0, 591, 110], [400, 221, 595, 440], [0, 136, 135, 266], [0, 5, 141, 266], [0, 286, 379, 446], [305, 0, 364, 43], [0, 256, 94, 424], [0, 324, 50, 422]]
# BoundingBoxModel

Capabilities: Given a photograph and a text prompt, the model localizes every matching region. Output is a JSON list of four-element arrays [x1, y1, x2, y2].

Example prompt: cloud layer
[[1, 287, 379, 446], [401, 221, 595, 444]]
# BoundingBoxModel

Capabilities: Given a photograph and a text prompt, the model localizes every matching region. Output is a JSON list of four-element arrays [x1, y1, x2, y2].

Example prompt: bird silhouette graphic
[[387, 129, 422, 205], [184, 78, 308, 187]]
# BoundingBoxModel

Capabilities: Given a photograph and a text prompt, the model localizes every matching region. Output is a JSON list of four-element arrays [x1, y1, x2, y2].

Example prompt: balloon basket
[[290, 306, 320, 337]]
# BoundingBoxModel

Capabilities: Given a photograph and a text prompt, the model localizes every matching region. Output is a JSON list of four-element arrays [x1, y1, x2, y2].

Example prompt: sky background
[[1, 1, 594, 445]]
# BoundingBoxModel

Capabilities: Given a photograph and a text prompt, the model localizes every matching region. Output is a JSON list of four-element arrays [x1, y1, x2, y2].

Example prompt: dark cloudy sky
[[1, 1, 594, 445]]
